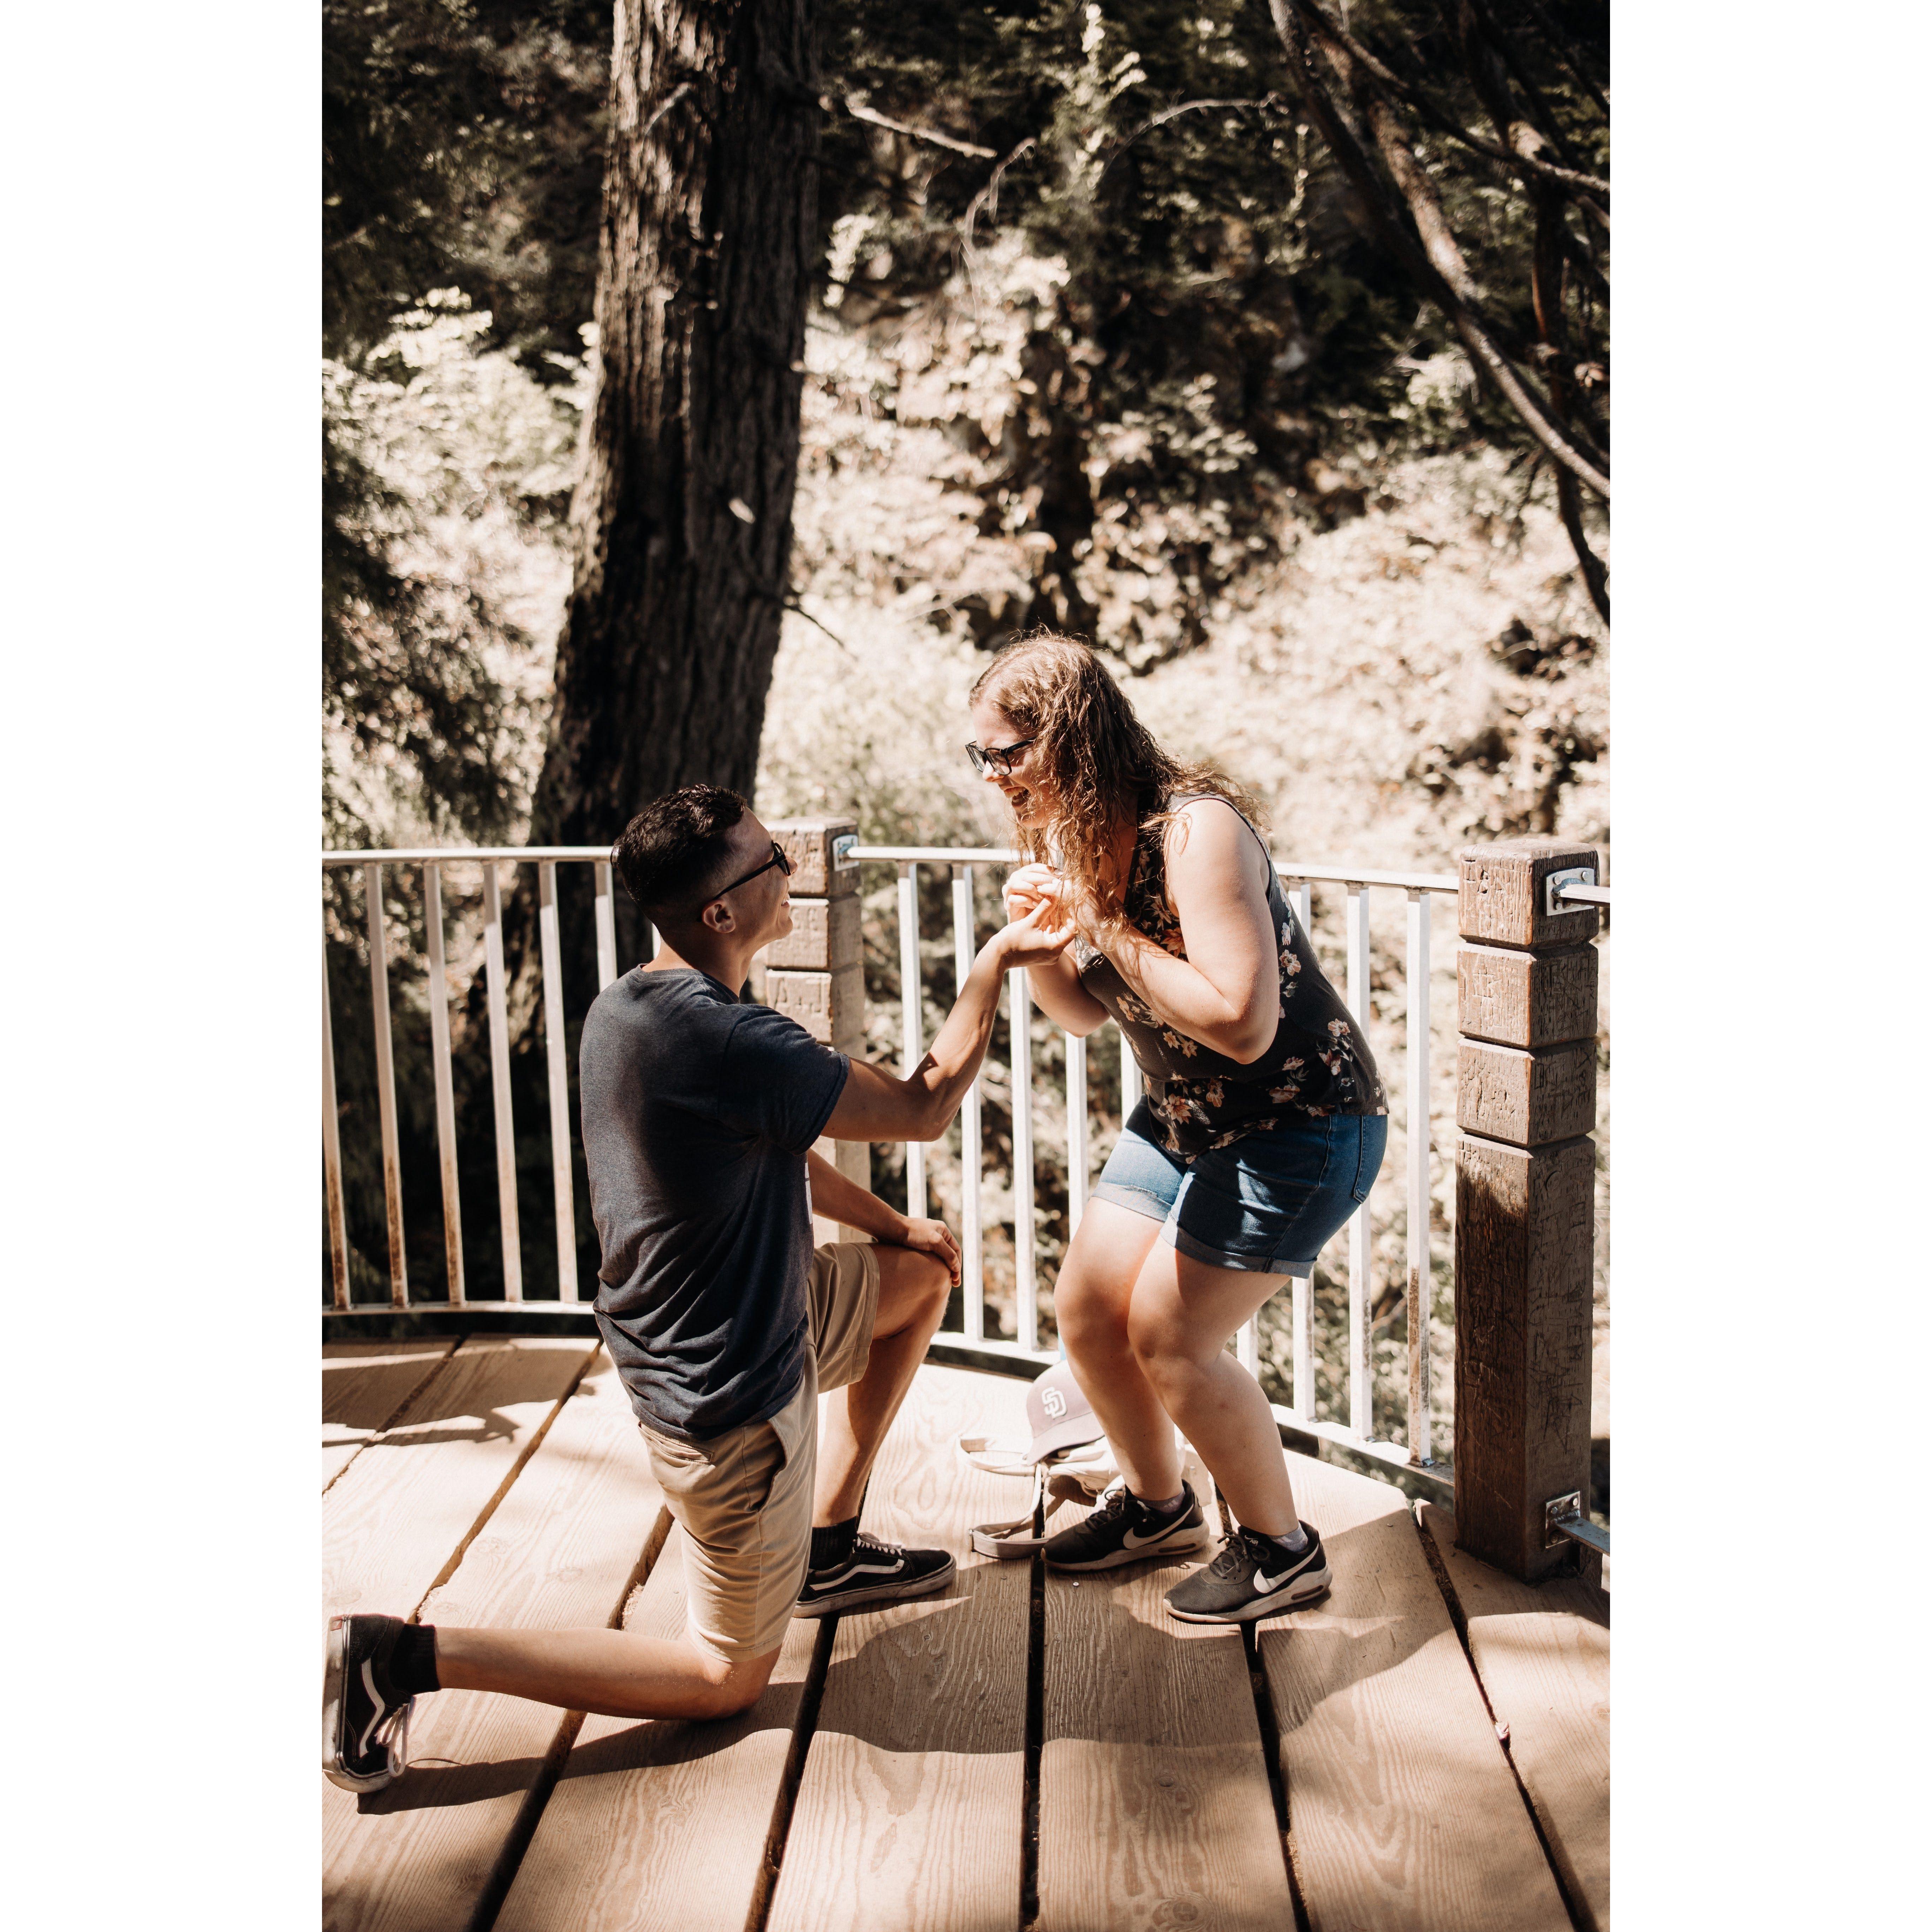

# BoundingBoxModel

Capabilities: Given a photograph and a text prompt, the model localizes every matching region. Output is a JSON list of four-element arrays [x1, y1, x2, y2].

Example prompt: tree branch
[[841, 96, 996, 159], [1293, 0, 1608, 199], [1529, 163, 1609, 616], [1098, 95, 1288, 183], [962, 136, 1038, 257], [1519, 0, 1610, 120], [1461, 0, 1588, 170], [1271, 0, 1609, 498]]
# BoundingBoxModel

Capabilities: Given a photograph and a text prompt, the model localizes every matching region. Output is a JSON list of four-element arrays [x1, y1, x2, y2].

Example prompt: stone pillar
[[1453, 837, 1602, 1581], [763, 817, 871, 1243]]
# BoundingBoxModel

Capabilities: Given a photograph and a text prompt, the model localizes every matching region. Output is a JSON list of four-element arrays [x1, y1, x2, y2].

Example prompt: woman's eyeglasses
[[709, 840, 792, 901], [964, 737, 1036, 777]]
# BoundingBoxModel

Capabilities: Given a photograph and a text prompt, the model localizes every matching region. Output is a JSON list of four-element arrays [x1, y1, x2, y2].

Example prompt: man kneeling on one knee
[[326, 784, 1073, 1791]]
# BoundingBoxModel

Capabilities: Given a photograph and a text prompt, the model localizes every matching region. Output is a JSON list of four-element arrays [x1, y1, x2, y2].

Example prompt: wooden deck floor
[[322, 1339, 1608, 1932]]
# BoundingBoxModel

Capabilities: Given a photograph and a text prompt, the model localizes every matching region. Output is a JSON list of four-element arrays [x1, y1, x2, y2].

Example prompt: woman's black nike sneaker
[[1163, 1523, 1330, 1623], [323, 1614, 416, 1792], [1041, 1478, 1212, 1572]]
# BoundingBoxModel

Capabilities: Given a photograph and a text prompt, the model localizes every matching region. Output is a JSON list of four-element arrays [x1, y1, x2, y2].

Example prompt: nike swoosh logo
[[1122, 1519, 1191, 1549], [1252, 1566, 1302, 1594]]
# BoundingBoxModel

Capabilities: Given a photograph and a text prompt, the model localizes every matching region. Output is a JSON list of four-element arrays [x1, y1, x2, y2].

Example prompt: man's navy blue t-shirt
[[578, 966, 849, 1442]]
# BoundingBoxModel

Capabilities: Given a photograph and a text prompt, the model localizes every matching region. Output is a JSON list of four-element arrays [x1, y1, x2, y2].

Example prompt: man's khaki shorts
[[638, 1242, 880, 1664]]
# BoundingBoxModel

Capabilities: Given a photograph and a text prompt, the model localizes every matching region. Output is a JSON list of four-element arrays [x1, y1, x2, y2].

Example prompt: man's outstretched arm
[[822, 900, 1072, 1146]]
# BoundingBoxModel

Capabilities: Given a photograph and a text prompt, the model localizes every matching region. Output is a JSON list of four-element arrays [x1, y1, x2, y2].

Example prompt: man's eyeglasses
[[964, 737, 1036, 777], [709, 840, 792, 901]]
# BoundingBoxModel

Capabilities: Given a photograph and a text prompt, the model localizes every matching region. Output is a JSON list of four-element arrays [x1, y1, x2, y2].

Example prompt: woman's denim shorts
[[1092, 1103, 1389, 1276]]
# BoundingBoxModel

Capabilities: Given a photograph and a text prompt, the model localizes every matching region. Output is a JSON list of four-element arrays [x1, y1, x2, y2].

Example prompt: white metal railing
[[322, 847, 634, 1311], [850, 844, 1463, 1476], [322, 841, 1605, 1484]]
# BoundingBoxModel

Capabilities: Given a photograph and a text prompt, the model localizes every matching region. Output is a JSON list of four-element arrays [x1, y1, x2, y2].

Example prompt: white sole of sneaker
[[1164, 1567, 1332, 1624], [1043, 1520, 1214, 1573], [322, 1616, 405, 1793], [794, 1554, 958, 1619]]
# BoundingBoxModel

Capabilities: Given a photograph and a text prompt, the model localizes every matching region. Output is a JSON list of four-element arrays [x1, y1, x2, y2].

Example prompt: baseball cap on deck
[[1025, 1361, 1103, 1463]]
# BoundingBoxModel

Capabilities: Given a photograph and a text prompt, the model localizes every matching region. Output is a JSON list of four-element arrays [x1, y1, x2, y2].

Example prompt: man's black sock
[[390, 1623, 441, 1696], [810, 1516, 861, 1573]]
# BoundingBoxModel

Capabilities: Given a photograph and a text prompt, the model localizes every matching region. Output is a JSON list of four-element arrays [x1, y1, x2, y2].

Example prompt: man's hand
[[992, 895, 1077, 971], [897, 1216, 961, 1287]]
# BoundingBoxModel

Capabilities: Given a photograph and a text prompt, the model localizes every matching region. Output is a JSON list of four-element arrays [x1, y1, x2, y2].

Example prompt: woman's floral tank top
[[1072, 797, 1388, 1161]]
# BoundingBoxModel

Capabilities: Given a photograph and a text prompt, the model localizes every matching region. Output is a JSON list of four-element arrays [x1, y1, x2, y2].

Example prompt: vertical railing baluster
[[1011, 966, 1037, 1351], [1237, 1316, 1259, 1375], [538, 861, 578, 1300], [322, 930, 350, 1310], [1346, 882, 1371, 1437], [1288, 877, 1316, 1423], [594, 860, 618, 990], [1120, 1022, 1142, 1117], [1406, 888, 1432, 1463], [1291, 1276, 1311, 1421], [482, 862, 523, 1300], [424, 861, 464, 1306], [1066, 1030, 1088, 1235], [952, 864, 983, 1341], [897, 863, 926, 1219], [363, 863, 409, 1308]]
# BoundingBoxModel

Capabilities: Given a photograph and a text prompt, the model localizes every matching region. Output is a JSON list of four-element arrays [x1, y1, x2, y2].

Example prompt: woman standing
[[967, 635, 1387, 1622]]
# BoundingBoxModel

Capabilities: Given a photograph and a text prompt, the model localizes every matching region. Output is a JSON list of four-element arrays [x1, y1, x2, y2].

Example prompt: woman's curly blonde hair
[[970, 632, 1264, 926]]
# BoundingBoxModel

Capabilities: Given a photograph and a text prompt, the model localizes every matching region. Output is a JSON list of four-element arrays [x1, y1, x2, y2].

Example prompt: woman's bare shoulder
[[1162, 795, 1253, 865]]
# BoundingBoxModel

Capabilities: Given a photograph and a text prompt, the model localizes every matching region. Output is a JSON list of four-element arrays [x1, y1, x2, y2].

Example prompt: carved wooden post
[[764, 817, 870, 1242], [1453, 837, 1601, 1581]]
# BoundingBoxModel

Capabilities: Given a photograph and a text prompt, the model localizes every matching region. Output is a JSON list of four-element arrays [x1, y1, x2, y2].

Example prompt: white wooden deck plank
[[322, 1335, 600, 1622], [322, 1349, 669, 1932], [323, 1341, 457, 1491], [1419, 1502, 1609, 1932], [493, 1526, 822, 1932], [1257, 1453, 1571, 1932], [767, 1366, 1033, 1932], [1036, 1462, 1293, 1932]]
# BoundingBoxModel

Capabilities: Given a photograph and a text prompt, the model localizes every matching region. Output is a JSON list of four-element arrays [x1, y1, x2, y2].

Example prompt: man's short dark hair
[[612, 785, 750, 916]]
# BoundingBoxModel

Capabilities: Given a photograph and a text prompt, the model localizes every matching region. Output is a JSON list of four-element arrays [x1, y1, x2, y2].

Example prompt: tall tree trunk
[[532, 0, 821, 869], [456, 0, 821, 1300]]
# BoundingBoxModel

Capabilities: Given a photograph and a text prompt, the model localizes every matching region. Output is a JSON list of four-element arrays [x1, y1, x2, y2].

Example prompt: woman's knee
[[1125, 1302, 1205, 1389], [1055, 1274, 1131, 1359]]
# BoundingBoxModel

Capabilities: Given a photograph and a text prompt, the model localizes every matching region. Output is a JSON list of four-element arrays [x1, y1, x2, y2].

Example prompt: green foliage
[[323, 0, 609, 368], [811, 0, 1606, 662], [323, 293, 585, 849], [323, 0, 608, 857]]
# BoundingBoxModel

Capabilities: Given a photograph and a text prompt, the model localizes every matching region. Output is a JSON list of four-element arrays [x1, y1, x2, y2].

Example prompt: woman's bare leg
[[1051, 1200, 1181, 1500], [1125, 1245, 1300, 1535]]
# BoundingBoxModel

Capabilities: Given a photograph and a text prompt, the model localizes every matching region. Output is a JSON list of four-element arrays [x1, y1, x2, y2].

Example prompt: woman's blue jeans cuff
[[1164, 1223, 1316, 1278], [1089, 1179, 1170, 1223]]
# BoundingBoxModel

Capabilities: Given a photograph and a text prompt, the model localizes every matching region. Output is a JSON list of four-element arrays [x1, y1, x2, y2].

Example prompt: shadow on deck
[[322, 1340, 1609, 1932]]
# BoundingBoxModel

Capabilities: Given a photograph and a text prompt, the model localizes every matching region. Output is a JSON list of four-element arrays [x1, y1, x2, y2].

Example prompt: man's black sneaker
[[323, 1614, 415, 1793], [795, 1533, 956, 1617], [1163, 1523, 1330, 1623], [1041, 1478, 1211, 1573]]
